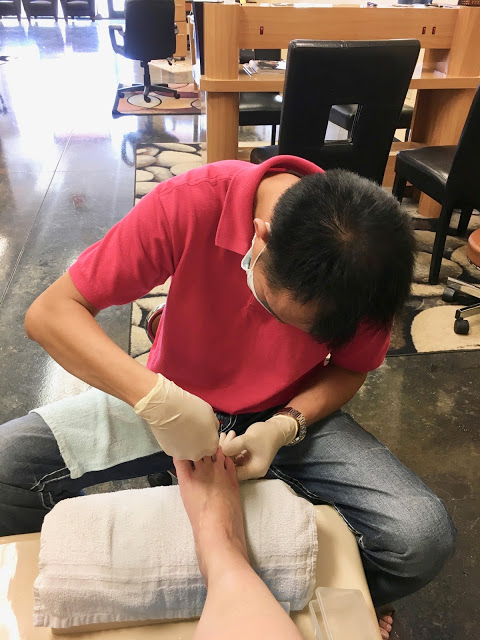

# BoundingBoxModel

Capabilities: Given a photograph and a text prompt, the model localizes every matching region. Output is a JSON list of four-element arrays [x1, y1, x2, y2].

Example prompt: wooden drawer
[[176, 20, 187, 35], [174, 1, 185, 22]]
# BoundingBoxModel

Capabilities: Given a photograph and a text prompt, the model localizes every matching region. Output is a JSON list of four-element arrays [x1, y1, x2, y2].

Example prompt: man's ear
[[253, 218, 270, 242]]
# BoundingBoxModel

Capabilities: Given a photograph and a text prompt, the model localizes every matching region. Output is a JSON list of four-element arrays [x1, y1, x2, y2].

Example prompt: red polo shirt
[[69, 156, 390, 414]]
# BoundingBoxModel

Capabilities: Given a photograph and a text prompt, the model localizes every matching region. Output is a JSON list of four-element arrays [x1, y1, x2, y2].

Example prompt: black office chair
[[393, 83, 480, 285], [109, 0, 180, 104], [0, 0, 21, 21], [329, 103, 414, 142], [250, 39, 420, 186], [60, 0, 95, 21], [22, 0, 58, 21]]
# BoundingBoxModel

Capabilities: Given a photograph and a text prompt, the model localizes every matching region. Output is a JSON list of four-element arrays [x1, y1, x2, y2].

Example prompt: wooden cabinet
[[174, 0, 187, 58]]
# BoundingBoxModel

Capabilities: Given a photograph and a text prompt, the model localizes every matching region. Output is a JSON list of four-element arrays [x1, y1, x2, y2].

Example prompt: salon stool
[[443, 228, 480, 335]]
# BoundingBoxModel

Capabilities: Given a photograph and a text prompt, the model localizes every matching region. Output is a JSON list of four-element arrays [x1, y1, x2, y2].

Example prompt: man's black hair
[[262, 169, 416, 348]]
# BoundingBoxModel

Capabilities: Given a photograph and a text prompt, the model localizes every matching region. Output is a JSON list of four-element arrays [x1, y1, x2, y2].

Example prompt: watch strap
[[274, 407, 307, 446]]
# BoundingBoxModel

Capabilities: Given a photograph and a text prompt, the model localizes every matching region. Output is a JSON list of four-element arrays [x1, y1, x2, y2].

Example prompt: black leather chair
[[393, 83, 480, 285], [250, 39, 420, 186], [109, 0, 180, 104], [329, 103, 414, 142], [0, 0, 21, 21], [60, 0, 95, 21], [239, 49, 282, 145], [22, 0, 58, 20]]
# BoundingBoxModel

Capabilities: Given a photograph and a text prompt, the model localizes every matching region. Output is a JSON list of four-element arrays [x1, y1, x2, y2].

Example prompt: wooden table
[[0, 506, 381, 639], [192, 2, 480, 216]]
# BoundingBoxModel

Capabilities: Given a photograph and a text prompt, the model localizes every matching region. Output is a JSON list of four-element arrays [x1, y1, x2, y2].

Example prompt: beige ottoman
[[0, 506, 381, 639]]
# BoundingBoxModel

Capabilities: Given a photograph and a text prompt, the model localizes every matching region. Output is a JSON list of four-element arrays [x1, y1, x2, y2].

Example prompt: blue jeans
[[0, 408, 455, 607]]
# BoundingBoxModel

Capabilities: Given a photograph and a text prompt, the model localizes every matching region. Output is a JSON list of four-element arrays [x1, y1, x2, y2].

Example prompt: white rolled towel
[[34, 479, 318, 629]]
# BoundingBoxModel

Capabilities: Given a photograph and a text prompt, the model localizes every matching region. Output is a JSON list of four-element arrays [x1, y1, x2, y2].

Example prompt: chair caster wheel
[[454, 318, 469, 335], [442, 287, 456, 303], [118, 92, 125, 98], [174, 92, 180, 99], [144, 95, 151, 103]]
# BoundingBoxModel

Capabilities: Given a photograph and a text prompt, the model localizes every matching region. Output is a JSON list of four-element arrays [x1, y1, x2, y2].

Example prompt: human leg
[[0, 412, 173, 536], [266, 410, 456, 607], [174, 449, 302, 640]]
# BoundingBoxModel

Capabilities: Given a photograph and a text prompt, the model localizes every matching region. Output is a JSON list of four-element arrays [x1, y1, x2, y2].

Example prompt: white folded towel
[[34, 479, 318, 629]]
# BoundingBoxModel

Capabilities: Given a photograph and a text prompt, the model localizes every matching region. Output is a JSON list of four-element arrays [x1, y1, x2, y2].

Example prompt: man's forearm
[[287, 363, 367, 426], [25, 274, 157, 407]]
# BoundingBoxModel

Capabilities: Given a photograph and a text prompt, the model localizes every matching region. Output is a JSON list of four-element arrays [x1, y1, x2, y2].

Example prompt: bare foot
[[174, 448, 249, 584], [176, 450, 392, 639], [378, 612, 393, 639]]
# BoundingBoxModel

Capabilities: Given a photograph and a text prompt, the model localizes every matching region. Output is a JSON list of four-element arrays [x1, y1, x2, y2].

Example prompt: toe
[[379, 614, 393, 627], [224, 453, 239, 487], [214, 446, 226, 466]]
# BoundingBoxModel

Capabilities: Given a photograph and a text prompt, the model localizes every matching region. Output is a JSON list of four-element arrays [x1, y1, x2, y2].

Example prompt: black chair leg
[[144, 64, 180, 99], [270, 124, 277, 145], [392, 173, 407, 203], [457, 207, 473, 237], [429, 204, 454, 285], [117, 83, 142, 97], [150, 84, 180, 98], [143, 61, 152, 101]]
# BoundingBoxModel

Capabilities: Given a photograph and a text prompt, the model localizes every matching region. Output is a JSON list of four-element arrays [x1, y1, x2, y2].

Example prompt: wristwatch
[[274, 407, 307, 446]]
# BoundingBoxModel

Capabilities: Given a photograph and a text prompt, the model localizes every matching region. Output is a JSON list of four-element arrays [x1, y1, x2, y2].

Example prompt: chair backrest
[[123, 0, 176, 62], [446, 83, 480, 209], [278, 39, 420, 184]]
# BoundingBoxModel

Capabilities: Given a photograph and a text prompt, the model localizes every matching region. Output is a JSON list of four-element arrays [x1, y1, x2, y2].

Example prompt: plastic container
[[309, 587, 379, 640]]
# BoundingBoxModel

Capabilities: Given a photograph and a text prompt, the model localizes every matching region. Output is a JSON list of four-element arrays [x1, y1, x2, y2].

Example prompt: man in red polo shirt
[[0, 157, 454, 630]]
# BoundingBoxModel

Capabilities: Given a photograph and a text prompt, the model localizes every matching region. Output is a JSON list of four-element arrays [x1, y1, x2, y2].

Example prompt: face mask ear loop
[[251, 220, 271, 270]]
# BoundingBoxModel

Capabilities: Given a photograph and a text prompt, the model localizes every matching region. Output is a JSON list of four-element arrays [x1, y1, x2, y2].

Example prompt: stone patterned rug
[[130, 143, 480, 360], [112, 83, 201, 117]]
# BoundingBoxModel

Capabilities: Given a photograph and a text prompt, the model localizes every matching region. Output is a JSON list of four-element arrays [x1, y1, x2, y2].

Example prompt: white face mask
[[241, 222, 274, 315]]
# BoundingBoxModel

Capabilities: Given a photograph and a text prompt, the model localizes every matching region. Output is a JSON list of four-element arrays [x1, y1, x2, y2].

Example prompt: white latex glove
[[134, 374, 219, 461], [220, 415, 298, 481]]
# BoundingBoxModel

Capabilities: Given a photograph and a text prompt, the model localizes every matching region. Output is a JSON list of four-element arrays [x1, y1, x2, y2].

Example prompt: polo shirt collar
[[215, 155, 324, 255]]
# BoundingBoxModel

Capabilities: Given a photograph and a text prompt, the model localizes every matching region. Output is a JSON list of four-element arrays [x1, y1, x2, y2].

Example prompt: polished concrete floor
[[0, 19, 478, 639]]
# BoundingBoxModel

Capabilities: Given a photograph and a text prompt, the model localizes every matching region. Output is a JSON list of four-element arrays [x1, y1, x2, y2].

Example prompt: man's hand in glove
[[134, 374, 219, 461], [220, 414, 298, 481]]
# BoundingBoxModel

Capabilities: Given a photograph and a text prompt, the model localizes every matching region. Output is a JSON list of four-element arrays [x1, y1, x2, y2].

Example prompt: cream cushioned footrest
[[33, 480, 318, 630], [0, 505, 380, 639]]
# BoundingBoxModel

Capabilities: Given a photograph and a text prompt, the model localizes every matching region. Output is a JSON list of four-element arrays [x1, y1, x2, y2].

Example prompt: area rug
[[129, 144, 480, 360], [112, 83, 201, 117], [389, 207, 480, 355]]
